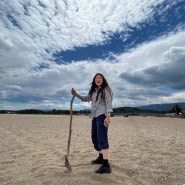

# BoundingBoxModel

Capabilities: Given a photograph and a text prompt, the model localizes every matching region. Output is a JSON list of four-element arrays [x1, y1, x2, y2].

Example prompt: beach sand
[[0, 114, 185, 185]]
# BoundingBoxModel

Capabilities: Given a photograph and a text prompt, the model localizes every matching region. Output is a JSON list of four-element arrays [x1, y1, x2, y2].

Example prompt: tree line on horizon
[[0, 104, 183, 115]]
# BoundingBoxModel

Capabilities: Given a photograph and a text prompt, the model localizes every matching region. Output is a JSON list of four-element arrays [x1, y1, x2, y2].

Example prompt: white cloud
[[0, 0, 166, 57], [0, 0, 185, 110]]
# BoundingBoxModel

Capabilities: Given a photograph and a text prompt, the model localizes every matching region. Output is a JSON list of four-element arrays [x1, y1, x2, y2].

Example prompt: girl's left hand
[[104, 117, 110, 127]]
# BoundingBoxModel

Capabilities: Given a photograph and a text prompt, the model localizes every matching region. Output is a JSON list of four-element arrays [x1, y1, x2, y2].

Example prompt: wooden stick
[[65, 95, 76, 171]]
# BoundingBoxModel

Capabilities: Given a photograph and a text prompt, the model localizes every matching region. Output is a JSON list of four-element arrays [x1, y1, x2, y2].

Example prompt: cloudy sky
[[0, 0, 185, 110]]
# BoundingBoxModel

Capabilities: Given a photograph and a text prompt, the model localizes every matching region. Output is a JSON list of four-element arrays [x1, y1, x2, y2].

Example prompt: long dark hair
[[88, 73, 112, 101]]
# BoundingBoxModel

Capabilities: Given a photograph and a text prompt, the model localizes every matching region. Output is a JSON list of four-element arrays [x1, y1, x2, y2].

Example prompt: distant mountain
[[137, 102, 185, 111]]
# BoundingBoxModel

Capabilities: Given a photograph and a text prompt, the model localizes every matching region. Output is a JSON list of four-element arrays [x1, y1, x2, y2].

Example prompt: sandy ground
[[0, 114, 185, 185]]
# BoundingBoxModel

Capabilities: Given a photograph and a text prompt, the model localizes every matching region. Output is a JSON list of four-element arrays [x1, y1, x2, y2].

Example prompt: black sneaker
[[95, 165, 112, 174], [91, 157, 103, 165]]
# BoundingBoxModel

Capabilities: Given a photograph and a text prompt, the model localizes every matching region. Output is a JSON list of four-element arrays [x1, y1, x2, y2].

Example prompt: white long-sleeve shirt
[[82, 87, 113, 118]]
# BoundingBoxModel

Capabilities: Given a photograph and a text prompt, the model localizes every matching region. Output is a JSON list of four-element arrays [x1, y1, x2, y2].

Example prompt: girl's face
[[95, 74, 103, 87]]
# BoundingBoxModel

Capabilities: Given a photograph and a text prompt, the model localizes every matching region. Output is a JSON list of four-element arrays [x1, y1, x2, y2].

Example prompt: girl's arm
[[104, 87, 113, 126], [105, 87, 113, 114], [71, 88, 91, 102], [71, 88, 83, 101]]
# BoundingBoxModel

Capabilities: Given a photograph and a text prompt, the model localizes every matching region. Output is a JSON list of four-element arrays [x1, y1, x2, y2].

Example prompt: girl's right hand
[[71, 88, 76, 96]]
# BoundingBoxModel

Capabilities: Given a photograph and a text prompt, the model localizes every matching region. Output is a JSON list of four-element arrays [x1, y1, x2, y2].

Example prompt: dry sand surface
[[0, 114, 185, 185]]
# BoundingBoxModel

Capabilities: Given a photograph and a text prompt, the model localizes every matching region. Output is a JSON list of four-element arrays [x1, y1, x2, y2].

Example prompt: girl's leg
[[95, 114, 111, 173], [91, 117, 101, 151], [102, 148, 108, 160], [91, 117, 103, 164], [96, 114, 109, 150]]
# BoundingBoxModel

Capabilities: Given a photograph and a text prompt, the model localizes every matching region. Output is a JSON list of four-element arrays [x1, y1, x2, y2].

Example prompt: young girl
[[71, 73, 113, 174]]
